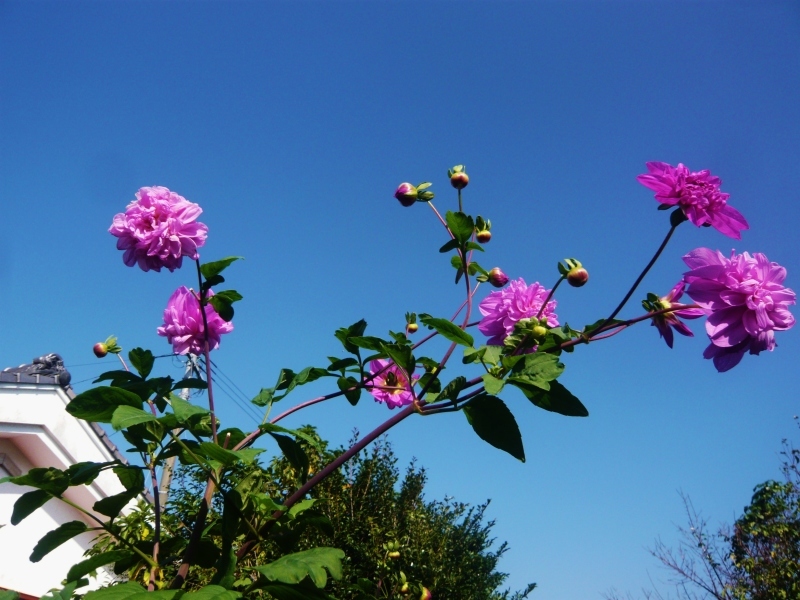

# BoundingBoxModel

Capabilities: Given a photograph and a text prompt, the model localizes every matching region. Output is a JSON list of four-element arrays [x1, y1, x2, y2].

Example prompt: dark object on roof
[[1, 353, 72, 388]]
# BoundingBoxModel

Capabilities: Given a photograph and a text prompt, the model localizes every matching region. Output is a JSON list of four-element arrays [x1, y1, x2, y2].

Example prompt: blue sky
[[1, 1, 799, 597]]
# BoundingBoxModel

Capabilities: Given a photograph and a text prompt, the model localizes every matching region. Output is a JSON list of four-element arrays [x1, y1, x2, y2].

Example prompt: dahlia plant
[[0, 164, 795, 600]]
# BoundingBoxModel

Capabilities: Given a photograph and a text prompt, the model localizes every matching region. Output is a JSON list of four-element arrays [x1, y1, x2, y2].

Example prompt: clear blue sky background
[[2, 1, 799, 597]]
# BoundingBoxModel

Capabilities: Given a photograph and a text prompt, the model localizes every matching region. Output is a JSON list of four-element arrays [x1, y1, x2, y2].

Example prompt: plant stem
[[537, 275, 566, 319], [599, 224, 678, 329], [427, 201, 452, 237], [195, 259, 218, 445]]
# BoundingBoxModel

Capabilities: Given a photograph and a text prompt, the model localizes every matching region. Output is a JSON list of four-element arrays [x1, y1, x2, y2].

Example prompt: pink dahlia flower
[[682, 248, 796, 372], [478, 278, 558, 346], [109, 186, 208, 272], [157, 286, 233, 355], [637, 162, 749, 240], [649, 281, 704, 348], [367, 359, 418, 409]]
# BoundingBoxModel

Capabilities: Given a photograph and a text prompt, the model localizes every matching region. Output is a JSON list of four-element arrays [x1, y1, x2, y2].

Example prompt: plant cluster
[[0, 162, 795, 600]]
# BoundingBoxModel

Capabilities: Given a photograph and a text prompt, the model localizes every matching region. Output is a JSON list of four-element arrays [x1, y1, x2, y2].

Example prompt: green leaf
[[252, 548, 345, 588], [209, 296, 234, 322], [171, 396, 211, 425], [418, 315, 474, 347], [258, 583, 330, 600], [171, 379, 208, 391], [251, 388, 274, 407], [347, 336, 386, 352], [463, 395, 525, 462], [128, 348, 154, 379], [464, 241, 484, 252], [199, 442, 240, 467], [182, 586, 240, 600], [93, 370, 143, 384], [213, 290, 243, 303], [445, 211, 475, 244], [67, 387, 143, 423], [111, 405, 157, 431], [210, 548, 237, 589], [513, 379, 589, 417], [380, 343, 415, 375], [482, 373, 505, 395], [327, 357, 358, 371], [269, 434, 310, 483], [202, 274, 225, 291], [435, 376, 467, 405], [94, 489, 140, 518], [11, 489, 52, 524], [66, 461, 116, 486], [6, 467, 69, 496], [258, 424, 322, 450], [83, 583, 145, 600], [438, 239, 460, 253], [66, 550, 134, 583], [200, 257, 244, 280], [30, 521, 88, 562], [507, 353, 565, 390], [0, 591, 20, 600], [337, 376, 361, 406], [334, 319, 368, 355], [114, 466, 145, 491]]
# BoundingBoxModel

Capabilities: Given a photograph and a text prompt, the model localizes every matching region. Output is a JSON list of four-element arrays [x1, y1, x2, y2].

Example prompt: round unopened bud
[[406, 323, 419, 334], [450, 171, 469, 190], [532, 325, 548, 340], [395, 183, 418, 207], [93, 343, 108, 358], [401, 583, 410, 594], [476, 230, 491, 243], [419, 587, 432, 600], [487, 267, 509, 288], [388, 551, 401, 559], [567, 267, 589, 287]]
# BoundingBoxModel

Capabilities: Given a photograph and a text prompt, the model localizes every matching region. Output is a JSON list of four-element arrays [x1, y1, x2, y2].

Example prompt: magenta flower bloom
[[478, 278, 558, 346], [637, 162, 749, 240], [109, 186, 208, 272], [682, 248, 796, 372], [649, 281, 704, 348], [157, 286, 233, 355], [367, 359, 418, 409]]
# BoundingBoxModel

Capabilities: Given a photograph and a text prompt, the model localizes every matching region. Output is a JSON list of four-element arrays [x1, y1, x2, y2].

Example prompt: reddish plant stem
[[537, 275, 566, 319], [147, 463, 161, 590], [427, 201, 452, 235], [116, 353, 130, 372], [235, 401, 417, 560]]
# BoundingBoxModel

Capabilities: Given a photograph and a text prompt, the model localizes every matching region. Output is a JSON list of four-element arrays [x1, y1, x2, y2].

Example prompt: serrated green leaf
[[92, 370, 143, 384], [445, 211, 475, 244], [418, 315, 473, 347], [464, 241, 484, 252], [67, 387, 143, 423], [171, 396, 210, 425], [252, 548, 345, 588], [66, 461, 116, 486], [209, 296, 234, 322], [258, 424, 322, 450], [213, 290, 243, 303], [327, 357, 358, 371], [438, 239, 460, 253], [334, 319, 368, 355], [512, 379, 589, 417], [251, 388, 274, 407], [128, 348, 154, 379], [347, 336, 386, 352], [482, 373, 505, 395], [198, 442, 240, 467], [113, 466, 145, 491], [111, 405, 157, 431], [11, 489, 52, 524], [337, 375, 361, 406], [200, 257, 244, 280], [93, 489, 140, 518], [463, 395, 525, 462], [380, 343, 415, 375], [435, 376, 467, 405], [182, 585, 241, 600], [30, 521, 87, 562], [6, 467, 69, 496], [66, 550, 134, 583]]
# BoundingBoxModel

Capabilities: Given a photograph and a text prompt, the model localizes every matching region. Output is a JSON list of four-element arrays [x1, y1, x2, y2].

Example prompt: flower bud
[[532, 325, 548, 340], [567, 267, 589, 287], [476, 230, 491, 243], [419, 587, 432, 600], [406, 323, 419, 334], [93, 343, 108, 358], [450, 172, 469, 190], [401, 582, 410, 594], [395, 183, 418, 207], [487, 267, 509, 288], [388, 551, 401, 559]]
